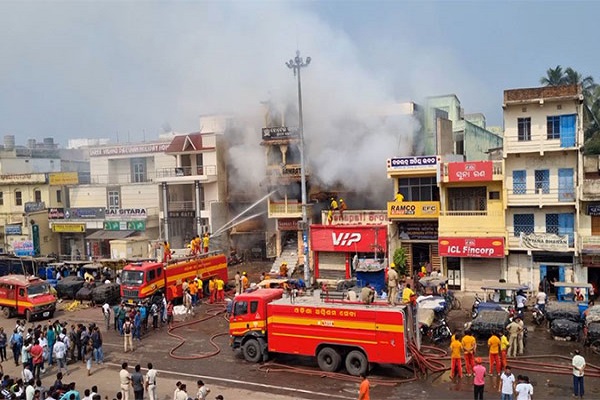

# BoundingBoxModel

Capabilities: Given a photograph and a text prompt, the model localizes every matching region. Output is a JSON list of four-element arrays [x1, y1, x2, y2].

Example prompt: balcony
[[580, 235, 600, 254], [438, 210, 504, 236], [439, 161, 502, 183], [581, 179, 600, 201], [503, 134, 581, 155], [506, 187, 576, 206], [168, 201, 198, 211], [268, 201, 303, 219], [155, 165, 217, 184], [86, 172, 157, 185]]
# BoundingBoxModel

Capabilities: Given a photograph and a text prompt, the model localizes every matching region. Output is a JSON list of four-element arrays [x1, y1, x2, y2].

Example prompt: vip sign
[[331, 232, 362, 246]]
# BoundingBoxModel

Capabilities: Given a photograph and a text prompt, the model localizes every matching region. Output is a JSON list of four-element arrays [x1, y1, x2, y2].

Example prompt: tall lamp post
[[286, 50, 311, 284]]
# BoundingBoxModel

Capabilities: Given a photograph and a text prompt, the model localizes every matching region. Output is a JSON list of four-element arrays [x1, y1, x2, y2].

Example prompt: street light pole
[[286, 50, 311, 285]]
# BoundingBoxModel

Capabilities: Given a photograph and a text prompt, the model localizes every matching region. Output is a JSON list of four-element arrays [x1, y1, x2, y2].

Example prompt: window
[[157, 268, 162, 277], [0, 192, 3, 206], [398, 177, 439, 201], [56, 190, 62, 203], [233, 301, 248, 316], [131, 158, 147, 183], [547, 116, 560, 139], [447, 187, 487, 211], [558, 168, 574, 201], [15, 191, 22, 206], [34, 190, 42, 203], [514, 214, 534, 237], [250, 301, 259, 314], [107, 188, 120, 210], [148, 270, 155, 281], [513, 170, 526, 195], [534, 170, 550, 194], [489, 191, 500, 200], [546, 213, 559, 234], [518, 117, 531, 141], [592, 216, 600, 236]]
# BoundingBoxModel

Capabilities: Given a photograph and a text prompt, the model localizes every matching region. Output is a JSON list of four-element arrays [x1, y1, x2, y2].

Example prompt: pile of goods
[[467, 310, 509, 338]]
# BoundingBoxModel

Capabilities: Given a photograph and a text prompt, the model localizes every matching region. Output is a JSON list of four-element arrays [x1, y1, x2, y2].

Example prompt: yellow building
[[386, 155, 441, 278], [437, 160, 506, 290]]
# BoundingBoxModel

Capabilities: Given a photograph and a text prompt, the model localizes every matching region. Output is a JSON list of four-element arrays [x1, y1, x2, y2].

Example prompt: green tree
[[392, 247, 408, 277], [540, 65, 566, 86]]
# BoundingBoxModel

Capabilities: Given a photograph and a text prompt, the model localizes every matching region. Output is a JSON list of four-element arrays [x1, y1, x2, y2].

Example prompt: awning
[[86, 230, 136, 240]]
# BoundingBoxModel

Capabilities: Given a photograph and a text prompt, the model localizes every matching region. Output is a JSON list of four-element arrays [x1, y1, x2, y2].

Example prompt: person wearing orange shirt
[[357, 373, 370, 400], [189, 236, 198, 256], [216, 278, 225, 302], [449, 333, 463, 379], [189, 280, 198, 306], [461, 330, 477, 377], [488, 332, 502, 376], [208, 278, 216, 304], [241, 272, 249, 292]]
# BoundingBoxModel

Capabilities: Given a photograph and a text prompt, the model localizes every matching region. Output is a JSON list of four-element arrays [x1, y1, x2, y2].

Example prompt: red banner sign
[[311, 225, 387, 253], [438, 237, 504, 258], [447, 161, 493, 182]]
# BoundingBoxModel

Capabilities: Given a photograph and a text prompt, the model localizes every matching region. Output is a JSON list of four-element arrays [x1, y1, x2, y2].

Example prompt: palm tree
[[540, 65, 566, 86], [564, 67, 596, 99]]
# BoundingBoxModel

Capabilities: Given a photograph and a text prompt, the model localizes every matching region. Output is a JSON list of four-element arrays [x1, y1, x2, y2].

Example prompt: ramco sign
[[311, 225, 387, 252]]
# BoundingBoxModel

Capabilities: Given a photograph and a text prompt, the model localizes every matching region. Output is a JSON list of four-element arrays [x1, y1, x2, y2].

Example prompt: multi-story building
[[503, 84, 583, 289], [437, 158, 505, 290], [580, 154, 600, 287]]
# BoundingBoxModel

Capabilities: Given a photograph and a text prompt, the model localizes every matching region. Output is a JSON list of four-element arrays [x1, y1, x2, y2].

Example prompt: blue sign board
[[13, 240, 34, 256], [4, 225, 22, 235]]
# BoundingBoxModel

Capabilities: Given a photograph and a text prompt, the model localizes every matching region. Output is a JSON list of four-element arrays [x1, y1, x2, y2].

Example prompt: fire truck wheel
[[345, 350, 368, 376], [1, 307, 11, 319], [242, 338, 263, 363], [317, 347, 342, 372]]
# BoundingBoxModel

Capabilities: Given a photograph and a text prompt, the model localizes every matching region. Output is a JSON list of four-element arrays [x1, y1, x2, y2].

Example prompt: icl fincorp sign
[[438, 237, 505, 258]]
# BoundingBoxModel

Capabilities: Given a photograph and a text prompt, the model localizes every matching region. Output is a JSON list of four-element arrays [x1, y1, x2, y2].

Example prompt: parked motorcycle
[[227, 250, 243, 266], [471, 293, 483, 319], [532, 304, 545, 326], [422, 317, 453, 344]]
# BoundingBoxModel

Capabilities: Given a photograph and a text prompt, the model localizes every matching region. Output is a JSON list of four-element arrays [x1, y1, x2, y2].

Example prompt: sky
[[0, 0, 598, 194]]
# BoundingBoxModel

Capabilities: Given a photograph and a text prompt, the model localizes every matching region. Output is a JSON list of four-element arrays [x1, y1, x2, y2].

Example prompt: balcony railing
[[168, 201, 197, 211], [581, 179, 600, 200], [156, 165, 217, 178], [504, 133, 581, 154], [438, 210, 504, 217], [87, 172, 157, 185], [268, 201, 303, 217], [506, 187, 576, 205]]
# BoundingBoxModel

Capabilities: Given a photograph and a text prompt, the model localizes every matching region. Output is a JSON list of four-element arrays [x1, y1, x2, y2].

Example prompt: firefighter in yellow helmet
[[338, 198, 347, 219]]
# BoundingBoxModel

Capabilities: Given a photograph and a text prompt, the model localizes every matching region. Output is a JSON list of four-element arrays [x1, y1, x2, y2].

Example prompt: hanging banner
[[520, 232, 569, 252]]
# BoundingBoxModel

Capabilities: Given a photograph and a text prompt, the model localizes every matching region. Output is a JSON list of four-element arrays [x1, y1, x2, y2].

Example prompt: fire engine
[[0, 275, 57, 322], [120, 252, 227, 303], [230, 288, 417, 376]]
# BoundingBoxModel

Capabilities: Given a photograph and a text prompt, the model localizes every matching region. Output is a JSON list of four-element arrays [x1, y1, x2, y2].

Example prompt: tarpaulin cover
[[546, 302, 581, 322], [469, 310, 509, 337], [550, 318, 581, 339]]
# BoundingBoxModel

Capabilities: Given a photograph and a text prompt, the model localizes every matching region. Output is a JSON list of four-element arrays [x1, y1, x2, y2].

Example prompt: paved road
[[2, 298, 600, 400]]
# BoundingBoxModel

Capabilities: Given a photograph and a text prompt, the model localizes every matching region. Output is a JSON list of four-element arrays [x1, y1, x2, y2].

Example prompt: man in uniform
[[330, 197, 338, 211], [387, 264, 399, 305], [461, 330, 477, 377], [338, 198, 347, 218], [402, 283, 415, 304], [234, 272, 241, 295], [506, 318, 522, 358], [202, 233, 210, 253], [241, 272, 249, 292], [361, 286, 375, 305]]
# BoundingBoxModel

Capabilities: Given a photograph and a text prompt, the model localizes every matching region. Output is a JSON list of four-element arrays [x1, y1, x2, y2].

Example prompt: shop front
[[439, 237, 505, 291], [311, 224, 387, 284]]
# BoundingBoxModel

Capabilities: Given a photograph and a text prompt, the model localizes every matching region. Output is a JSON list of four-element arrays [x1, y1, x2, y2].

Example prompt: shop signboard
[[277, 218, 300, 231], [520, 232, 569, 252], [168, 210, 195, 218], [24, 202, 46, 213], [89, 143, 169, 157], [52, 223, 86, 233], [321, 210, 388, 226], [49, 172, 79, 186], [387, 156, 438, 170], [65, 208, 105, 219], [261, 127, 298, 140], [447, 161, 493, 182], [387, 201, 440, 218], [48, 208, 65, 219], [438, 237, 504, 258], [4, 225, 22, 235], [311, 225, 387, 253], [0, 173, 47, 184], [127, 221, 146, 231], [398, 222, 438, 241], [588, 204, 600, 216], [105, 208, 147, 220], [13, 240, 34, 256], [103, 221, 145, 231]]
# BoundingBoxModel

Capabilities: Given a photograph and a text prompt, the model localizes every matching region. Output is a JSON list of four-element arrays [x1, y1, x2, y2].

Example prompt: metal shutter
[[316, 252, 347, 280]]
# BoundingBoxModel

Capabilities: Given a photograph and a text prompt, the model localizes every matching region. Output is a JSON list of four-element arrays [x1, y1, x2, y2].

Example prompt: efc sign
[[387, 201, 440, 218], [311, 225, 387, 252], [438, 237, 504, 258]]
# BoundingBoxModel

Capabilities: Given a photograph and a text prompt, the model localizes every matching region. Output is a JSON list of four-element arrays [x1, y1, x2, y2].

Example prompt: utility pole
[[286, 50, 311, 284]]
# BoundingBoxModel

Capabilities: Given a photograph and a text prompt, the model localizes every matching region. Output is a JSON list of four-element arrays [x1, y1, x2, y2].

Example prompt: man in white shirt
[[499, 365, 515, 400], [25, 379, 35, 400], [22, 365, 33, 383], [53, 338, 68, 375], [196, 379, 210, 400], [145, 362, 157, 400], [102, 302, 111, 331], [119, 362, 131, 400], [535, 291, 547, 314], [572, 349, 586, 398], [515, 375, 533, 400]]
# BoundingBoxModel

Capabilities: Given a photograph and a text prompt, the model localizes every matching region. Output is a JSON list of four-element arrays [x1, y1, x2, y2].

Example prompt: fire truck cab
[[230, 288, 416, 376], [0, 275, 57, 322]]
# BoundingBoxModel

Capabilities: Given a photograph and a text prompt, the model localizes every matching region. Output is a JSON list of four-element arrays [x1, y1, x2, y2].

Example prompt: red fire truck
[[230, 288, 417, 376], [120, 252, 227, 303], [0, 275, 57, 322]]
